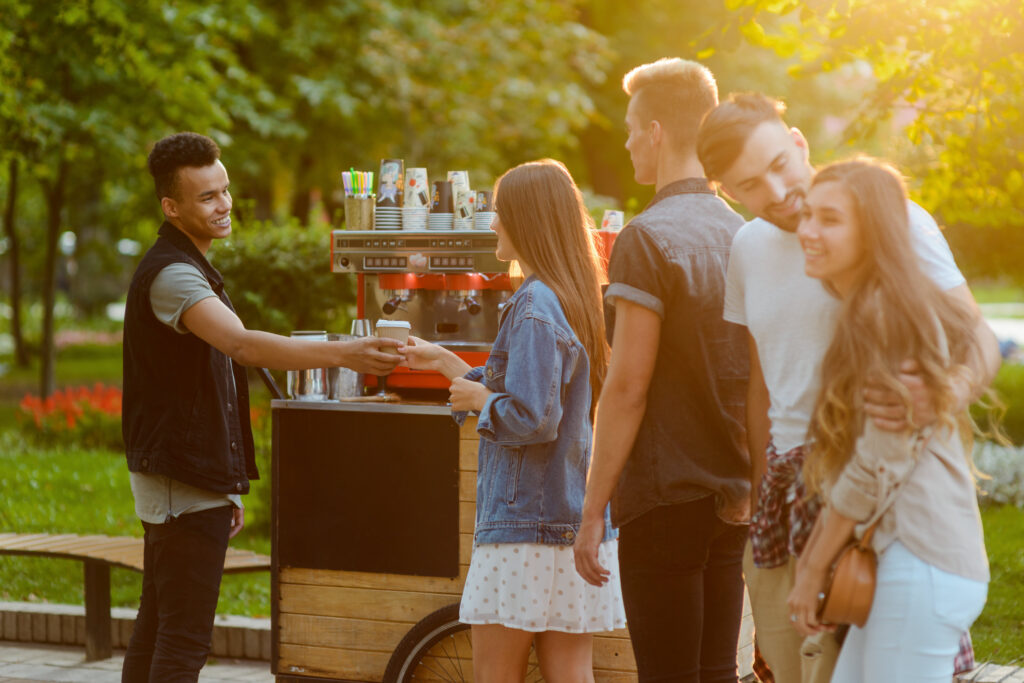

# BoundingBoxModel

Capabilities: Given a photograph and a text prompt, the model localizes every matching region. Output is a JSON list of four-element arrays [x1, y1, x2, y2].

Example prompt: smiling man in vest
[[120, 132, 402, 681]]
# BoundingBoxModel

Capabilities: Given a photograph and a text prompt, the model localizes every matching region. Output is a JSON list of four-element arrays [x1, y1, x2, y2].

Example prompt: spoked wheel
[[383, 603, 545, 682]]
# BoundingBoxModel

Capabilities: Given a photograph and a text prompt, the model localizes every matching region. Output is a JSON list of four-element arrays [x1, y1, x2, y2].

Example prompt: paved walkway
[[0, 641, 273, 682]]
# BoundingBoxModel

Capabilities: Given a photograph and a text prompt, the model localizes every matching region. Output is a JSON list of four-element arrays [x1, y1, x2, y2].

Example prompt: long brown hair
[[492, 159, 609, 406], [805, 158, 980, 494]]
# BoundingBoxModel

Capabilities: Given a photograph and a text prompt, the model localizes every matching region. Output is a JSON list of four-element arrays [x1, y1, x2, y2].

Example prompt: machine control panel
[[331, 230, 506, 274]]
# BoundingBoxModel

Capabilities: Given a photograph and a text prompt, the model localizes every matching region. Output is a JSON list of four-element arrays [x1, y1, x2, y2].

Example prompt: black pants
[[618, 495, 748, 683], [122, 505, 233, 683]]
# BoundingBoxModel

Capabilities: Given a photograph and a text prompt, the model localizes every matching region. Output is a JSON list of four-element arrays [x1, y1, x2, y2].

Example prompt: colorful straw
[[342, 169, 375, 198]]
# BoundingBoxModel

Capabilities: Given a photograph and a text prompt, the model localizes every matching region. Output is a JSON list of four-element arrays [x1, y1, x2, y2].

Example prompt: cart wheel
[[383, 603, 544, 682]]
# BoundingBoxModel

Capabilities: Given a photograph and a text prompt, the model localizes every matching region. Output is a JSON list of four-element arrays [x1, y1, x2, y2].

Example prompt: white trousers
[[831, 541, 987, 683]]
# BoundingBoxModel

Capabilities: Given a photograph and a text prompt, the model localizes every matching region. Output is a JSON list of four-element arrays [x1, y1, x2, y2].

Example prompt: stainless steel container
[[287, 331, 328, 400], [327, 333, 365, 399]]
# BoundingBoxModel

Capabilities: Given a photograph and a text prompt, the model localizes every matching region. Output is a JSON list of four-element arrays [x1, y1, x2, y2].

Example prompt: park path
[[0, 641, 273, 682]]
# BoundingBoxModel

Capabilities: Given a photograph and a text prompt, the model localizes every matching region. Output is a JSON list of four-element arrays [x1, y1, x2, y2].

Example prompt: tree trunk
[[39, 157, 68, 398], [2, 157, 29, 367]]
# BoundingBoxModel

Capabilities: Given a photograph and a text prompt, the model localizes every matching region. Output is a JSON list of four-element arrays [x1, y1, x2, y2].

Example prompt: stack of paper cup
[[375, 206, 402, 230], [404, 168, 430, 207], [401, 167, 430, 231], [402, 206, 428, 230], [454, 188, 475, 230], [429, 179, 454, 230], [474, 190, 495, 230]]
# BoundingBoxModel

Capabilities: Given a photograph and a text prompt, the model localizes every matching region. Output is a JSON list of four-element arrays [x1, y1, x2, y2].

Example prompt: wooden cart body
[[271, 400, 752, 682]]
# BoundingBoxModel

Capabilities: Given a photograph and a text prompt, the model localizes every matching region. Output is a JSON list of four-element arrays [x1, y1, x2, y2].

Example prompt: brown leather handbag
[[817, 520, 880, 628]]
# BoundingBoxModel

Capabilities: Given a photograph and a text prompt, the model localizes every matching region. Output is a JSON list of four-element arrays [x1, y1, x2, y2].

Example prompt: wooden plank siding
[[276, 415, 752, 682]]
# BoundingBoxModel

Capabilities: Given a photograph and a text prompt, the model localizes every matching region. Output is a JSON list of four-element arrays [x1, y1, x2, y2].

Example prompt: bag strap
[[854, 426, 934, 548]]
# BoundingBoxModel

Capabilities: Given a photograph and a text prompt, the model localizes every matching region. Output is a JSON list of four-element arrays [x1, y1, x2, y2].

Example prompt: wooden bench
[[0, 532, 270, 661]]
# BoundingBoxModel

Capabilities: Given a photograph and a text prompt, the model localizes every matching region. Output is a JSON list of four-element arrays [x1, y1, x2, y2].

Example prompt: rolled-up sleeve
[[476, 315, 566, 446], [605, 224, 670, 320], [829, 422, 918, 522]]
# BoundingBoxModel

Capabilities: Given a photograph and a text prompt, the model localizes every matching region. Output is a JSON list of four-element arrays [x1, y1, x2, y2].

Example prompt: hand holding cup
[[340, 336, 403, 375]]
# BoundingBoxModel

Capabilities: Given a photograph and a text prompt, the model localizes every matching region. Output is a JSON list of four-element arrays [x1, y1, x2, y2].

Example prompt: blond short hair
[[622, 58, 718, 152]]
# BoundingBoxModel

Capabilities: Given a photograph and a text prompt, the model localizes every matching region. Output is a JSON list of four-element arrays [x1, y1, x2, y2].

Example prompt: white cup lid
[[375, 320, 411, 329]]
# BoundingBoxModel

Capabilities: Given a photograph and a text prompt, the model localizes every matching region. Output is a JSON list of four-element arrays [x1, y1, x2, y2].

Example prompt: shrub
[[973, 362, 1024, 446], [974, 442, 1024, 508], [210, 218, 356, 336], [17, 384, 123, 451]]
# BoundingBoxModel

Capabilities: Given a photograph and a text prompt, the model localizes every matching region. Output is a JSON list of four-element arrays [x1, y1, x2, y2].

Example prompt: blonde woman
[[786, 158, 989, 683], [402, 159, 625, 682]]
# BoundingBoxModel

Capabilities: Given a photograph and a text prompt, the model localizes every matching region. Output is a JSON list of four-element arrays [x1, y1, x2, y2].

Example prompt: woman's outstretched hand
[[399, 335, 443, 371]]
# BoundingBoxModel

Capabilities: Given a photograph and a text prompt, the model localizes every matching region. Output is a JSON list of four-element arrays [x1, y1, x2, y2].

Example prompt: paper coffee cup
[[378, 159, 405, 207], [475, 190, 493, 212], [405, 168, 430, 207], [601, 209, 625, 231], [456, 188, 476, 219], [447, 170, 470, 195], [375, 320, 411, 355], [432, 180, 454, 213]]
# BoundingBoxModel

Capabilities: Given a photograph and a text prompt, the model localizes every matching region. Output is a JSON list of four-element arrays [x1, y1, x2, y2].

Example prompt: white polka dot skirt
[[459, 540, 626, 634]]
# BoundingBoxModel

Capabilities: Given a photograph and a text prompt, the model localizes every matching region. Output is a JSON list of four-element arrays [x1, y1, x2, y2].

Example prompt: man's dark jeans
[[618, 495, 748, 683], [122, 505, 233, 683]]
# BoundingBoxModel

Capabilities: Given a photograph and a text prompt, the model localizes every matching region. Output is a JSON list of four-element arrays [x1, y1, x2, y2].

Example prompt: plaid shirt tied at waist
[[750, 442, 821, 569], [746, 442, 976, 680]]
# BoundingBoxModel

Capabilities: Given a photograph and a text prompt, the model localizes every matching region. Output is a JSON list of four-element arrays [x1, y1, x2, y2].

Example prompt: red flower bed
[[18, 384, 124, 451]]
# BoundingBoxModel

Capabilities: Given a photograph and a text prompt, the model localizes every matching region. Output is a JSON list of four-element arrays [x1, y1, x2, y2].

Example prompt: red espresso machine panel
[[331, 230, 512, 389]]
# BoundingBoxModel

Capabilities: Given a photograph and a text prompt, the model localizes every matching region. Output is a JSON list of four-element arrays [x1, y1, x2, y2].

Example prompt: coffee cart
[[268, 231, 753, 682]]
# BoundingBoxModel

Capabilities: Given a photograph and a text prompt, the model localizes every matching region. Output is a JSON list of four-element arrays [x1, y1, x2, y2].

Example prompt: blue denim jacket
[[455, 276, 615, 546]]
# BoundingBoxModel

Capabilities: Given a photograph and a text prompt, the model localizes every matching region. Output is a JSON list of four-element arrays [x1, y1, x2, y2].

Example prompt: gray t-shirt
[[130, 262, 241, 524]]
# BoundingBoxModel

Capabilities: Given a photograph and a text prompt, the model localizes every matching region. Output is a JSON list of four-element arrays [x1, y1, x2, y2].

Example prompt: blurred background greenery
[[2, 0, 1023, 664], [3, 0, 1021, 395]]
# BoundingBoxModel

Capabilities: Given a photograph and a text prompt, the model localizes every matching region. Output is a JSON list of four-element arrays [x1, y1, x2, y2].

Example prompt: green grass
[[972, 282, 1024, 305], [0, 340, 277, 617], [0, 432, 272, 617], [973, 503, 1024, 664]]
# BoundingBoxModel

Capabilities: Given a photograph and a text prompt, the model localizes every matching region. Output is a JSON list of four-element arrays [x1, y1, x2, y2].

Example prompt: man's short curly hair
[[147, 132, 221, 201]]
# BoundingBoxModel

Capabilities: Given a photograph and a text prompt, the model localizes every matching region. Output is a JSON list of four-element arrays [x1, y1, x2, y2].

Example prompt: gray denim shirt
[[605, 178, 750, 527], [456, 275, 615, 545]]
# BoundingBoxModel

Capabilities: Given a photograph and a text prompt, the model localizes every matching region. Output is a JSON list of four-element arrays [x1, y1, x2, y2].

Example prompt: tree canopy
[[706, 0, 1024, 278], [2, 0, 1021, 394]]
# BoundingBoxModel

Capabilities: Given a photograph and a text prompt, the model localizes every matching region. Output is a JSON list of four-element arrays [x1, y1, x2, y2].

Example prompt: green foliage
[[973, 504, 1024, 662], [975, 362, 1024, 446], [714, 0, 1024, 284], [209, 218, 354, 336]]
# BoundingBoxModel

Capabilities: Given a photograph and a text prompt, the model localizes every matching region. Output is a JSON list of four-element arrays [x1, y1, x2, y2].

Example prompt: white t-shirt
[[723, 201, 965, 453]]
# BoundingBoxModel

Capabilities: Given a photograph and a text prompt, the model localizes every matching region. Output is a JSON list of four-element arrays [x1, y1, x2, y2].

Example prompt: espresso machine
[[330, 229, 513, 390]]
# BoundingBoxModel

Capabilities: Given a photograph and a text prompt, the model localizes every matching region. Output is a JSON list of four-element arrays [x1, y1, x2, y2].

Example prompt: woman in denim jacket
[[403, 159, 624, 681]]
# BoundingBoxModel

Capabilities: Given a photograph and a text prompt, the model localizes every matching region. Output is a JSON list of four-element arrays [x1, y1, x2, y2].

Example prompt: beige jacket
[[826, 422, 989, 583]]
